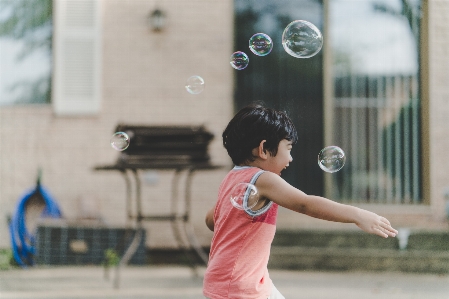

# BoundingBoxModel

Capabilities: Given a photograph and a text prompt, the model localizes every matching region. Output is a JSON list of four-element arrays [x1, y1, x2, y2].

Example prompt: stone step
[[146, 230, 449, 273], [268, 246, 449, 273], [272, 230, 449, 251], [269, 230, 449, 273]]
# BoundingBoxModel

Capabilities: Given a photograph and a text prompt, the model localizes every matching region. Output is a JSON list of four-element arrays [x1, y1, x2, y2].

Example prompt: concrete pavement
[[0, 266, 448, 299]]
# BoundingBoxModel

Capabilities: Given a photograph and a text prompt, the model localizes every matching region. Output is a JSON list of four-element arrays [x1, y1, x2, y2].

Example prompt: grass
[[0, 248, 15, 270]]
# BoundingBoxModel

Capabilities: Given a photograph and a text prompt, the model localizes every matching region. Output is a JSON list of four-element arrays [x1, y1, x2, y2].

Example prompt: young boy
[[203, 104, 398, 299]]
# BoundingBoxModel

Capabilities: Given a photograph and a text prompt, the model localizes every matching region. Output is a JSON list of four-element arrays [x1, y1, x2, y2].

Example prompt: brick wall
[[0, 0, 233, 249], [428, 0, 449, 220]]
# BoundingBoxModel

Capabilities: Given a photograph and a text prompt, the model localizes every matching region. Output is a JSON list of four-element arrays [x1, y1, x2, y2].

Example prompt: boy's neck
[[239, 160, 264, 169]]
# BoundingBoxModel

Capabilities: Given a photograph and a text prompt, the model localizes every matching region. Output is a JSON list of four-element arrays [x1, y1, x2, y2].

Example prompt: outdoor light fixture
[[148, 8, 166, 32]]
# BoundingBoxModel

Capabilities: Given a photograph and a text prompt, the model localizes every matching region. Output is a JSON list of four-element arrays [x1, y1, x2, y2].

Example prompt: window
[[234, 0, 325, 196], [0, 0, 102, 115], [326, 0, 423, 204], [0, 0, 52, 105], [234, 0, 423, 203]]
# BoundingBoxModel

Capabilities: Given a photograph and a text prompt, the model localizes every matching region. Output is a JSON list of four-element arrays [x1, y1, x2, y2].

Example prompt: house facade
[[0, 0, 448, 250]]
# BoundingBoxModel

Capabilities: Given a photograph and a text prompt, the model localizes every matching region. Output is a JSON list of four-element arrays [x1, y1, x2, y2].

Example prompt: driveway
[[0, 266, 448, 299]]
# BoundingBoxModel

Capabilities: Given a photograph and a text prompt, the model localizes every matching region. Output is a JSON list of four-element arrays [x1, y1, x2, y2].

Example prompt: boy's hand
[[355, 209, 398, 238], [205, 205, 215, 232]]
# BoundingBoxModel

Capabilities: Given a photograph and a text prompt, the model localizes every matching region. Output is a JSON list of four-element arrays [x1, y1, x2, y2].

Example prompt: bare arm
[[205, 205, 215, 232], [256, 172, 398, 238]]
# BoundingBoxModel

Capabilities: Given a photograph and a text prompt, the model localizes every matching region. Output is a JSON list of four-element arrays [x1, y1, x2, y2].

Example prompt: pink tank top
[[203, 166, 278, 299]]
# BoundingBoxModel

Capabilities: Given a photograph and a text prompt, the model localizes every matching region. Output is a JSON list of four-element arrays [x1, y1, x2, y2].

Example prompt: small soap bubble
[[249, 33, 273, 56], [318, 146, 346, 173], [111, 132, 130, 151], [230, 51, 249, 70], [230, 182, 259, 211], [185, 76, 205, 94], [282, 20, 323, 58]]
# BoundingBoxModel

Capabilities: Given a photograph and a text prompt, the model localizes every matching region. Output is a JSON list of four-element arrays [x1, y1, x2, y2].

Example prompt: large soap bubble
[[249, 33, 273, 56], [185, 76, 205, 95], [282, 20, 323, 58], [230, 51, 249, 70], [318, 146, 346, 173], [111, 132, 130, 151], [230, 182, 259, 211]]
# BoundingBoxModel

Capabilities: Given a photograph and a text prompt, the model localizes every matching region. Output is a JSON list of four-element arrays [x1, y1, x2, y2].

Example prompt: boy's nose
[[289, 154, 293, 162]]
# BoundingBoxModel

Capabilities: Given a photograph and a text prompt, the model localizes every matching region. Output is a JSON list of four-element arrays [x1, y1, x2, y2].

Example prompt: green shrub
[[103, 249, 119, 267], [0, 249, 14, 270]]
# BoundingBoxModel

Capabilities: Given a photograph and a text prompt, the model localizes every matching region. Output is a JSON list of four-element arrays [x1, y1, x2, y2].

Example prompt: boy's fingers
[[374, 227, 389, 238], [381, 217, 391, 226], [379, 221, 398, 236], [380, 218, 399, 235], [386, 230, 397, 237], [384, 225, 398, 236], [376, 225, 397, 238]]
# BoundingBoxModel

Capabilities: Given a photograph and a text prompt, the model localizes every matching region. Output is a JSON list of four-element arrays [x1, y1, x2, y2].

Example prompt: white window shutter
[[52, 0, 102, 115]]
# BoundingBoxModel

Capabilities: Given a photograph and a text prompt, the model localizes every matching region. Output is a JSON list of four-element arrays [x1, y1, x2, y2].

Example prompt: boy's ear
[[257, 140, 268, 160]]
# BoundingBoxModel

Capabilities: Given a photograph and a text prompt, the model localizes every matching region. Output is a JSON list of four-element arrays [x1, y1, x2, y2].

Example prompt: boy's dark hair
[[222, 104, 298, 165]]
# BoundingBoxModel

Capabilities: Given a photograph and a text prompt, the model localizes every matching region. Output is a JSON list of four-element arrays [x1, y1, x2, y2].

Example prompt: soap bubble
[[282, 20, 323, 58], [230, 51, 249, 70], [230, 182, 259, 211], [185, 76, 205, 94], [249, 33, 273, 56], [318, 146, 346, 173], [111, 132, 130, 151]]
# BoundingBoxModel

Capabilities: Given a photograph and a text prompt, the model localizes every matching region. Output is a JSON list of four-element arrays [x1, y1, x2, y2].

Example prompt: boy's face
[[266, 139, 293, 176]]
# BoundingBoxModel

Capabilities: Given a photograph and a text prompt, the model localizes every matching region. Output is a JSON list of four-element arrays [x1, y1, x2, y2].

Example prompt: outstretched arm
[[256, 172, 398, 238], [205, 205, 215, 232]]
